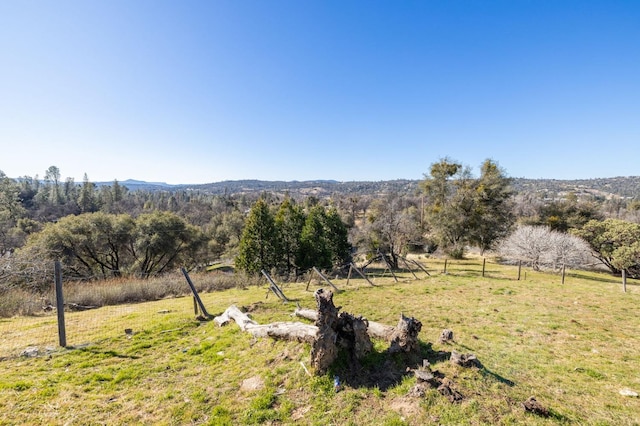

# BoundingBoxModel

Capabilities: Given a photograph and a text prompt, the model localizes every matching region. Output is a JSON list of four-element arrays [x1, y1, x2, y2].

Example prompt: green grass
[[0, 257, 639, 425]]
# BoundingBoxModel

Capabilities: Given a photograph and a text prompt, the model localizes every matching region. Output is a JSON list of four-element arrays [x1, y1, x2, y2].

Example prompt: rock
[[439, 329, 454, 343], [619, 388, 639, 397], [240, 375, 265, 392], [20, 347, 39, 357]]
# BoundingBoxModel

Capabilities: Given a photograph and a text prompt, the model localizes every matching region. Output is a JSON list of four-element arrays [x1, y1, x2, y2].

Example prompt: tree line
[[3, 158, 640, 291]]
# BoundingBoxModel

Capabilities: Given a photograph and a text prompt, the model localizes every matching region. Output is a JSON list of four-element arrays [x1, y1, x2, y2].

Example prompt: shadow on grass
[[480, 368, 515, 387], [327, 339, 518, 392], [568, 272, 637, 286], [326, 342, 460, 391], [73, 346, 140, 360]]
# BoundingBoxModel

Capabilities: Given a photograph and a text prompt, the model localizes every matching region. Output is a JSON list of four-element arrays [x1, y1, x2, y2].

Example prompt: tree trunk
[[214, 305, 318, 343], [294, 306, 395, 341], [216, 289, 422, 375], [310, 289, 340, 373], [293, 304, 421, 351]]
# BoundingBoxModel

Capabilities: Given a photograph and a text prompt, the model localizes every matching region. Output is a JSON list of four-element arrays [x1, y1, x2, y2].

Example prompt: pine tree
[[235, 199, 280, 275]]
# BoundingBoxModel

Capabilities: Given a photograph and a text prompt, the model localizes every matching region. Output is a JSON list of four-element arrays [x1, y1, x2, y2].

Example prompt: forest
[[2, 161, 640, 294]]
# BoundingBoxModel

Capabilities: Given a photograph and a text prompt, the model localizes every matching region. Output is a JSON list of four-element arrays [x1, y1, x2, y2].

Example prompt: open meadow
[[1, 258, 639, 425]]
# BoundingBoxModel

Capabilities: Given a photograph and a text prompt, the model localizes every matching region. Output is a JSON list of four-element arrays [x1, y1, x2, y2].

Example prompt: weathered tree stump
[[293, 305, 421, 351], [310, 289, 340, 373], [388, 314, 422, 353], [336, 311, 373, 359]]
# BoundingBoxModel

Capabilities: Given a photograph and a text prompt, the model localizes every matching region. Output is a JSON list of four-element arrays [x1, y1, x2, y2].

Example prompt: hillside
[[107, 176, 640, 200]]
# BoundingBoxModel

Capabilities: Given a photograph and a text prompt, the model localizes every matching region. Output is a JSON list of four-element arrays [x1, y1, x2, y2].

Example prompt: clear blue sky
[[1, 1, 639, 184]]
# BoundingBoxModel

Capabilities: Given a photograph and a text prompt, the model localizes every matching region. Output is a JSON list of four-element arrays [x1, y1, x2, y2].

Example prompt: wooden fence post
[[622, 269, 627, 293], [482, 258, 486, 277], [517, 261, 522, 281], [54, 261, 67, 348], [181, 268, 212, 318], [561, 264, 566, 285]]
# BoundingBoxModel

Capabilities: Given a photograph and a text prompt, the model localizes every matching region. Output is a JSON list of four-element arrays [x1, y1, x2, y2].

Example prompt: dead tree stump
[[310, 289, 340, 373], [336, 312, 373, 359], [388, 314, 422, 353]]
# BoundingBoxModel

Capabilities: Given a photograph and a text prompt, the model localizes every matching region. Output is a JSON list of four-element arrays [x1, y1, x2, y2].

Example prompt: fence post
[[54, 261, 67, 348], [482, 258, 486, 277], [517, 261, 522, 281]]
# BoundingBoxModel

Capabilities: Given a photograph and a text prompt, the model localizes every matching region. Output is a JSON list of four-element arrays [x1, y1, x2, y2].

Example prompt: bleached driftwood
[[214, 305, 318, 343]]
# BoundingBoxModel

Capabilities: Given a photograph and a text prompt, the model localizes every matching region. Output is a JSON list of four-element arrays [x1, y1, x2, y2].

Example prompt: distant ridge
[[96, 176, 640, 200]]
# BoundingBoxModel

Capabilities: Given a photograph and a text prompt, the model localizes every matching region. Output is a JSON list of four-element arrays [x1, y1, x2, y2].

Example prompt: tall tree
[[298, 205, 332, 271], [360, 194, 418, 268], [468, 159, 515, 254], [0, 171, 26, 254], [235, 199, 280, 275], [275, 197, 305, 275], [78, 173, 99, 213], [322, 207, 352, 267], [44, 165, 62, 205], [422, 158, 514, 258], [420, 159, 471, 258]]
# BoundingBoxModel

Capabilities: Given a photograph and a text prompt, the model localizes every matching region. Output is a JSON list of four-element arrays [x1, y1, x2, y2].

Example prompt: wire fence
[[1, 256, 619, 359]]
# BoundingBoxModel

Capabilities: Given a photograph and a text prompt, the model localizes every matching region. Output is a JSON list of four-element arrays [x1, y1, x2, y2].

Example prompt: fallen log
[[214, 305, 318, 343], [216, 289, 422, 375]]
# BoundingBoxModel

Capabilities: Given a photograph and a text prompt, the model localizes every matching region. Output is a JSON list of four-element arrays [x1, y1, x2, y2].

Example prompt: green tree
[[420, 159, 471, 258], [275, 197, 305, 275], [298, 205, 332, 271], [78, 173, 99, 213], [322, 207, 352, 267], [573, 218, 640, 278], [421, 158, 514, 258], [235, 199, 280, 275], [468, 159, 514, 254], [0, 171, 27, 254], [131, 211, 205, 277], [24, 212, 135, 279], [44, 165, 62, 205]]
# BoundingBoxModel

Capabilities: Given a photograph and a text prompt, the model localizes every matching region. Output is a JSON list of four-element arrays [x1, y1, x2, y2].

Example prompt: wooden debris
[[450, 350, 482, 368], [438, 328, 454, 343], [522, 396, 550, 417], [388, 314, 422, 353]]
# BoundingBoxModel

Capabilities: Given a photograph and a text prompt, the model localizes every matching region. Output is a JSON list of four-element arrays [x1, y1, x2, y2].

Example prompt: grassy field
[[0, 258, 638, 425]]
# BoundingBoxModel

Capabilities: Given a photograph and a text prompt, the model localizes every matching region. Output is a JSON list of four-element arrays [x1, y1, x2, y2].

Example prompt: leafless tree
[[499, 225, 591, 271]]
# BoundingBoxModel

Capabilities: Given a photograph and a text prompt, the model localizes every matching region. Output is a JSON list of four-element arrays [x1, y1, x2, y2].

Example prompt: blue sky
[[1, 1, 639, 184]]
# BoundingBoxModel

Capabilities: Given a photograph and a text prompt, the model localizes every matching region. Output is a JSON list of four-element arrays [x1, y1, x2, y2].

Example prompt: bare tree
[[499, 225, 591, 271]]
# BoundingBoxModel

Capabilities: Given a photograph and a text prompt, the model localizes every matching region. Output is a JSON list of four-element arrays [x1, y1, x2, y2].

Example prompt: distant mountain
[[95, 179, 173, 192], [101, 176, 640, 200]]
